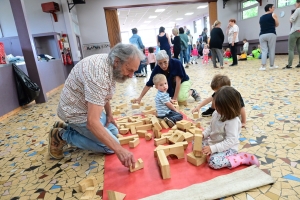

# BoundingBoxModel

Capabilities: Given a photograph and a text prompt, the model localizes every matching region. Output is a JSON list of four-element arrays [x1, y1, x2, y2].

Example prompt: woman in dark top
[[209, 20, 225, 69], [259, 4, 279, 71], [157, 26, 172, 58], [201, 28, 208, 44], [134, 50, 201, 103], [171, 27, 181, 59]]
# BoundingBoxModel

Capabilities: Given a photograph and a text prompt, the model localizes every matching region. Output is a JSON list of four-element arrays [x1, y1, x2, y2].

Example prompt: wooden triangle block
[[107, 190, 126, 200]]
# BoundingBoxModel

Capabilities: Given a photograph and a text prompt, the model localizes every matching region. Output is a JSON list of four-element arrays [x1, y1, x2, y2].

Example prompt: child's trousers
[[191, 56, 198, 63], [203, 55, 209, 64]]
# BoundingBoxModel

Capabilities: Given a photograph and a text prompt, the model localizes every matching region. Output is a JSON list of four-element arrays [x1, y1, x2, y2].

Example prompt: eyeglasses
[[158, 60, 168, 66]]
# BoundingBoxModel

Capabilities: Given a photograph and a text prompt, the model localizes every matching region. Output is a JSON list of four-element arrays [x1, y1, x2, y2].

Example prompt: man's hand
[[133, 98, 141, 104], [115, 147, 136, 168], [105, 114, 117, 128], [192, 107, 199, 114], [202, 146, 212, 155], [231, 42, 234, 46], [170, 99, 177, 104]]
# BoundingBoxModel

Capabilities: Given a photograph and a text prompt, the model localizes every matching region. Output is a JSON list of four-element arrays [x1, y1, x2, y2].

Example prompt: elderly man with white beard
[[49, 43, 144, 168]]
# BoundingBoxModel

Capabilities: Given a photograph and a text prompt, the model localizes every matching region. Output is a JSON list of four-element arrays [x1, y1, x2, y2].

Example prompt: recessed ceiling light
[[176, 18, 183, 20], [197, 5, 208, 9], [155, 9, 165, 12], [185, 12, 194, 15], [149, 16, 157, 19], [144, 21, 151, 23]]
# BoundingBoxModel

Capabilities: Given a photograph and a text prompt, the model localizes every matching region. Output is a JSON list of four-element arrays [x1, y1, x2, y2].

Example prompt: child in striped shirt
[[153, 74, 183, 127]]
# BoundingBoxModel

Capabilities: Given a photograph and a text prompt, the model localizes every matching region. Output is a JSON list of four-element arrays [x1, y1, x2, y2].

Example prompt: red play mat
[[103, 116, 246, 200]]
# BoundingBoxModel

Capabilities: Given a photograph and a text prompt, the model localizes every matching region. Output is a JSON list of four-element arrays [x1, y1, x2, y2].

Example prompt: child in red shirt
[[224, 48, 231, 58]]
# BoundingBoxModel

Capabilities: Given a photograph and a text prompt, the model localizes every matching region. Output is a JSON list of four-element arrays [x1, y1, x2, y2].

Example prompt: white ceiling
[[118, 3, 209, 32]]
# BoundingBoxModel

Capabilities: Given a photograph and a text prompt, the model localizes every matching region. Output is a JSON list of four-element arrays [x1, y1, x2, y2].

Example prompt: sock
[[227, 152, 260, 169]]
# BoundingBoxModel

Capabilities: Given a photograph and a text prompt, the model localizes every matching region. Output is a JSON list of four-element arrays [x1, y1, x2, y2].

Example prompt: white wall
[[217, 0, 296, 42], [0, 0, 18, 37], [76, 0, 208, 45]]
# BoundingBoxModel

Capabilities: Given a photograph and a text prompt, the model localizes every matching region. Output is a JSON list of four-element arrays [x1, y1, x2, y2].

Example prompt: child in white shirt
[[147, 47, 156, 71], [201, 86, 260, 169]]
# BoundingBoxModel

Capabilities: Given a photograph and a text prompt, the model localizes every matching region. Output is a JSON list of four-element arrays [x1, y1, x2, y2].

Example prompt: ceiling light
[[185, 12, 193, 15], [176, 18, 183, 20], [149, 16, 157, 19], [144, 21, 151, 23], [197, 5, 208, 9], [155, 9, 165, 12]]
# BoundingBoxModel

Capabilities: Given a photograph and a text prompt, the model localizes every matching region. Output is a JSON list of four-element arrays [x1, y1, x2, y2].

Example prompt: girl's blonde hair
[[172, 28, 179, 35], [213, 20, 221, 28], [153, 74, 166, 85]]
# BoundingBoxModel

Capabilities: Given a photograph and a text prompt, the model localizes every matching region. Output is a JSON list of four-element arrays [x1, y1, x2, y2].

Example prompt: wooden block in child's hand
[[193, 112, 199, 119]]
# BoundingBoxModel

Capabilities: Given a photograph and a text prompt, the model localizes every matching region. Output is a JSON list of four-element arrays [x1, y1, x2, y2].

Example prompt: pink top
[[203, 49, 210, 56], [191, 49, 198, 56], [147, 53, 156, 63]]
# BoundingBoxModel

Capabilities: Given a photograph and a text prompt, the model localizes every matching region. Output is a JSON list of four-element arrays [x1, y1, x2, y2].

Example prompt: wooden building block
[[145, 105, 152, 110], [140, 102, 144, 106], [193, 134, 203, 157], [116, 134, 123, 138], [196, 122, 201, 128], [113, 109, 121, 115], [142, 108, 157, 115], [187, 152, 207, 166], [81, 190, 96, 200], [154, 137, 168, 146], [118, 135, 139, 145], [136, 124, 153, 131], [153, 128, 161, 138], [176, 120, 191, 131], [153, 121, 162, 131], [171, 125, 177, 130], [188, 128, 195, 134], [116, 116, 129, 121], [116, 103, 127, 109], [130, 99, 136, 103], [176, 141, 188, 150], [136, 130, 147, 138], [129, 158, 144, 172], [195, 128, 202, 135], [124, 121, 144, 128], [160, 120, 169, 129], [141, 118, 151, 124], [154, 143, 185, 159], [131, 103, 140, 109], [168, 131, 185, 144], [119, 128, 129, 135], [129, 138, 140, 148], [178, 100, 187, 106], [183, 132, 194, 142], [130, 126, 136, 135], [107, 190, 126, 200], [157, 150, 171, 179], [79, 176, 97, 192], [145, 133, 152, 141], [193, 112, 199, 119]]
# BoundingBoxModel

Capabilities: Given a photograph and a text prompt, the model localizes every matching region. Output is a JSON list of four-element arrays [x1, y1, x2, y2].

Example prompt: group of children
[[153, 73, 259, 170]]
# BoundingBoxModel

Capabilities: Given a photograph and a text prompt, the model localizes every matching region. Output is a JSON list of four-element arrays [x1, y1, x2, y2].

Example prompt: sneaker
[[195, 62, 198, 64], [164, 117, 175, 128], [201, 107, 215, 117], [48, 128, 67, 159], [283, 65, 292, 69], [295, 64, 300, 68], [269, 66, 278, 70], [53, 121, 68, 129], [185, 65, 189, 68], [259, 67, 266, 71], [191, 89, 201, 102]]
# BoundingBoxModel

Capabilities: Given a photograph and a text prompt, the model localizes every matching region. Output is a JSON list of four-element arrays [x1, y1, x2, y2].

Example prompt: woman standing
[[186, 30, 193, 64], [157, 26, 172, 59], [209, 20, 225, 69], [284, 0, 300, 69], [171, 28, 181, 59], [226, 19, 239, 66], [259, 4, 279, 71], [179, 27, 189, 68]]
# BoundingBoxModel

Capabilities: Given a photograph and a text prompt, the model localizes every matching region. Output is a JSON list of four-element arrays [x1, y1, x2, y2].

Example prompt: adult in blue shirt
[[135, 50, 201, 104], [129, 28, 145, 50]]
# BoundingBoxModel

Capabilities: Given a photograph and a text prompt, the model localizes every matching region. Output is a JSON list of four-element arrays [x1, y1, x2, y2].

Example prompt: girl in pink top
[[147, 47, 156, 71], [191, 44, 199, 64], [202, 44, 210, 64]]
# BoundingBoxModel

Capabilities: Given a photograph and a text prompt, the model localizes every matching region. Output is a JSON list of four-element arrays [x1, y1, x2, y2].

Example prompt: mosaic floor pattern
[[0, 55, 300, 200]]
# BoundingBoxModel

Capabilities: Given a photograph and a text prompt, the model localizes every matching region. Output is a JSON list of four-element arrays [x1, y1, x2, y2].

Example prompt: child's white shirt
[[203, 111, 241, 154]]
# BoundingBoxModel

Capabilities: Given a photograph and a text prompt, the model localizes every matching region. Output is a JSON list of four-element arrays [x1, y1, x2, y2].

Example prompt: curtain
[[104, 9, 121, 48]]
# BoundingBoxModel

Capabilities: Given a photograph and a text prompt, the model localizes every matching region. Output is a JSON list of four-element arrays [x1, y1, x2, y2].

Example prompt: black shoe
[[295, 64, 300, 68], [201, 107, 215, 117], [229, 64, 237, 66], [191, 89, 201, 102], [283, 65, 292, 69], [185, 65, 189, 68], [164, 117, 175, 128]]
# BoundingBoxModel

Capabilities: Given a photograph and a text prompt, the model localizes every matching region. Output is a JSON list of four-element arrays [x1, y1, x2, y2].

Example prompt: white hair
[[107, 43, 145, 66], [156, 50, 169, 61]]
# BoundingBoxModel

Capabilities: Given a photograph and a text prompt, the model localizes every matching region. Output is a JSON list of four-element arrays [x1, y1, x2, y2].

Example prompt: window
[[241, 1, 258, 20], [278, 0, 296, 8]]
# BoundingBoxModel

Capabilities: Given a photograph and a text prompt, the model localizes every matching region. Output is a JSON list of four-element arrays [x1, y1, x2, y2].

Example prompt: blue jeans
[[158, 110, 183, 123], [180, 49, 188, 64], [187, 45, 192, 62], [61, 112, 119, 154]]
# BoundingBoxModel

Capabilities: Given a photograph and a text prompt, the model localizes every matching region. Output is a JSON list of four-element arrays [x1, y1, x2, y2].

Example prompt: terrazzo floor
[[0, 55, 300, 200]]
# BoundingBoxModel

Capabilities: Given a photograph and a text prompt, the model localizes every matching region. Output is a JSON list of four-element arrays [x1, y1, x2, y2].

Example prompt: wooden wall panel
[[209, 2, 217, 29], [104, 9, 121, 47]]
